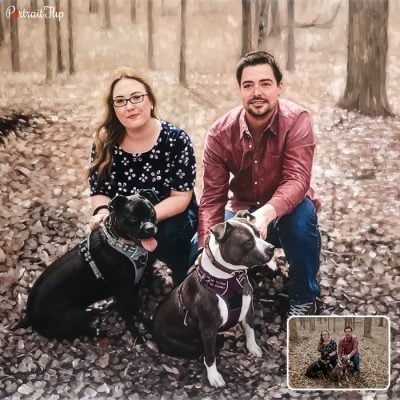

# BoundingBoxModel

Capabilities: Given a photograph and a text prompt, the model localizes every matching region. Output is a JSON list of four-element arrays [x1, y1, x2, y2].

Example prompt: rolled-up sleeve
[[267, 112, 315, 217], [198, 130, 230, 247]]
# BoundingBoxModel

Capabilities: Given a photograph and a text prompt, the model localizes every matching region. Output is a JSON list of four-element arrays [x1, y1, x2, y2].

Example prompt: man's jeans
[[191, 197, 320, 303], [350, 353, 360, 373]]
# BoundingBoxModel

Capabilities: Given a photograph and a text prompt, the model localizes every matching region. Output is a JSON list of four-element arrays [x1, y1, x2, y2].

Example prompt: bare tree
[[339, 0, 393, 116], [130, 0, 136, 23], [147, 0, 154, 69], [309, 318, 315, 332], [299, 318, 305, 330], [10, 0, 20, 72], [258, 0, 270, 49], [363, 318, 372, 338], [55, 0, 64, 73], [30, 0, 38, 10], [286, 0, 295, 71], [67, 0, 75, 75], [0, 5, 4, 46], [89, 0, 99, 13], [103, 0, 111, 29], [270, 0, 280, 35], [179, 0, 187, 87], [44, 0, 52, 80], [344, 318, 353, 330], [241, 0, 252, 55], [378, 317, 384, 327], [289, 318, 300, 343]]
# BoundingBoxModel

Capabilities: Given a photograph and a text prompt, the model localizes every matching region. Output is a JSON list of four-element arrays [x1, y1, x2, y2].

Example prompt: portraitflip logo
[[6, 6, 64, 22]]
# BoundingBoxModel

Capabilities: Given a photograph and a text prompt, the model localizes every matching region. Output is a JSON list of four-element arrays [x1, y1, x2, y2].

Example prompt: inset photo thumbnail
[[287, 316, 390, 390]]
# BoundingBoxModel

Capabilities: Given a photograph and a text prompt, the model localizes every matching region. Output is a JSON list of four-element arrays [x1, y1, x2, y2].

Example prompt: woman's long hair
[[87, 67, 158, 181], [317, 329, 330, 351]]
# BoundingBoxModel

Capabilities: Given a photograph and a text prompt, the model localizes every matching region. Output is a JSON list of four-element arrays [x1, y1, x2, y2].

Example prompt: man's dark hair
[[344, 326, 353, 332], [236, 51, 283, 86]]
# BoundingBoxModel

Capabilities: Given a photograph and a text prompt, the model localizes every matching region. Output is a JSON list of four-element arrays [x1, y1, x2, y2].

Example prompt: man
[[338, 326, 360, 375], [197, 51, 321, 317]]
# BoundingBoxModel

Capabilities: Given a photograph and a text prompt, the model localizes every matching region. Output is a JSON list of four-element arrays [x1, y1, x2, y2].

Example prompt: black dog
[[13, 195, 157, 341], [305, 352, 332, 378], [153, 211, 275, 387]]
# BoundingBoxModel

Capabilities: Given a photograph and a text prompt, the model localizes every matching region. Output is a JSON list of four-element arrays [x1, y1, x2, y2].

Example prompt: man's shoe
[[287, 300, 317, 317]]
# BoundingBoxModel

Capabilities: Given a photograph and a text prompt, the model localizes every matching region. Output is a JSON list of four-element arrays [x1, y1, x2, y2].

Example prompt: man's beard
[[245, 103, 271, 119]]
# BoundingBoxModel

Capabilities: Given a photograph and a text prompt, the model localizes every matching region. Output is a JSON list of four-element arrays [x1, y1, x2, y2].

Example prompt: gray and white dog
[[153, 211, 275, 387]]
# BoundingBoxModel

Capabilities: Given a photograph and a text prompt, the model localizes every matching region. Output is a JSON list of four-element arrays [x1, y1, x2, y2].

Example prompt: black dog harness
[[79, 222, 148, 284]]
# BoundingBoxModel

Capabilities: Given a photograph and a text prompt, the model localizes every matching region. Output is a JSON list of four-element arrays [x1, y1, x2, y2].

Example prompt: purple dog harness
[[196, 264, 249, 331]]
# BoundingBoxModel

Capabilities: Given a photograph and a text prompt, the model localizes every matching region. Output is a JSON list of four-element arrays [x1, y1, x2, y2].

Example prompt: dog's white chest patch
[[216, 295, 228, 327], [239, 294, 251, 322]]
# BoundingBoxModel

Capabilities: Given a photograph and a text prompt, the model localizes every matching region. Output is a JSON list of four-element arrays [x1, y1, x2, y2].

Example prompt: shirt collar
[[239, 101, 279, 139]]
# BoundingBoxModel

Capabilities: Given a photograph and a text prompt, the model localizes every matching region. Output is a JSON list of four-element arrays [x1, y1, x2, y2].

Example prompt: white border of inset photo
[[286, 315, 391, 391]]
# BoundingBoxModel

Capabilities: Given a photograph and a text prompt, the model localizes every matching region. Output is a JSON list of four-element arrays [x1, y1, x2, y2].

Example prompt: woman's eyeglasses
[[111, 93, 149, 107]]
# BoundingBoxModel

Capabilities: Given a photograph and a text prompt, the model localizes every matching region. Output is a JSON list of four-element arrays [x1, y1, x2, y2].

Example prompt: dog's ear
[[109, 195, 128, 211], [210, 221, 233, 242], [235, 210, 255, 223]]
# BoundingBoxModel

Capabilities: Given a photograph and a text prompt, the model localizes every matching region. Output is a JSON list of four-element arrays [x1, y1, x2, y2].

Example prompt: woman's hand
[[89, 212, 109, 231]]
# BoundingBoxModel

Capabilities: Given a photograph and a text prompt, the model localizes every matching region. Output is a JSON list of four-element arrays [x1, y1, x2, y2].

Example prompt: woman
[[87, 67, 197, 285], [318, 329, 337, 367]]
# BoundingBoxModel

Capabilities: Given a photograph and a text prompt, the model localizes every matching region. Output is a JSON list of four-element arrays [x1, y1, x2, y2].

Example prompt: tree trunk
[[270, 0, 280, 35], [55, 0, 64, 73], [241, 0, 252, 56], [147, 0, 154, 69], [89, 0, 99, 13], [253, 0, 261, 50], [67, 0, 75, 75], [286, 0, 295, 71], [299, 318, 305, 330], [103, 0, 111, 29], [0, 5, 4, 46], [30, 0, 37, 11], [309, 318, 315, 332], [130, 0, 136, 23], [258, 0, 270, 49], [179, 0, 187, 87], [10, 0, 20, 72], [289, 318, 300, 343], [363, 317, 372, 338], [378, 317, 384, 327], [333, 318, 336, 332], [339, 0, 393, 116], [44, 0, 52, 81], [344, 318, 353, 330]]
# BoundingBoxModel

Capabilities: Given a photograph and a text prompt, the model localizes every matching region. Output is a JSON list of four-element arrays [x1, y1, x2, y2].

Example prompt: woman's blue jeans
[[155, 206, 197, 286], [192, 197, 321, 303]]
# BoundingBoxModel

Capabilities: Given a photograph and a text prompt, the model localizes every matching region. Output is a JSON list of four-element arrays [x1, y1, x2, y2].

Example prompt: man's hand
[[251, 204, 277, 240]]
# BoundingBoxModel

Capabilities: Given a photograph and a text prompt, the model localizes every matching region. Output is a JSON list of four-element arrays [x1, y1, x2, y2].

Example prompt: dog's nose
[[141, 222, 157, 237], [265, 244, 275, 257]]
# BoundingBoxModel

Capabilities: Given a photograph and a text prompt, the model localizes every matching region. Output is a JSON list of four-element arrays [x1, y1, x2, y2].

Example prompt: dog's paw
[[208, 371, 226, 388], [247, 343, 263, 357]]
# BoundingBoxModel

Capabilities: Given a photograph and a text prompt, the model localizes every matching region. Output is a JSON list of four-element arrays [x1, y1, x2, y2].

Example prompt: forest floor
[[0, 64, 399, 400]]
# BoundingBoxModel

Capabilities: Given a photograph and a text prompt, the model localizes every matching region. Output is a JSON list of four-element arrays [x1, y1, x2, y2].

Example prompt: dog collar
[[204, 237, 248, 277], [100, 223, 148, 284]]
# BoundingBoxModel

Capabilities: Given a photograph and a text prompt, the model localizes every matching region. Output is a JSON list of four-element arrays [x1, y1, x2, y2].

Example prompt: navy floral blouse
[[89, 120, 196, 200], [319, 339, 337, 355]]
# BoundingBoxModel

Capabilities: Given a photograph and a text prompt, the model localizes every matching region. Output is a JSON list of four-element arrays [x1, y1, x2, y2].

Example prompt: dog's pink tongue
[[140, 237, 158, 252]]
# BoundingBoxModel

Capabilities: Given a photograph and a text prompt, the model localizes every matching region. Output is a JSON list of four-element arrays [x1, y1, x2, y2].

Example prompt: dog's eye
[[244, 239, 253, 247]]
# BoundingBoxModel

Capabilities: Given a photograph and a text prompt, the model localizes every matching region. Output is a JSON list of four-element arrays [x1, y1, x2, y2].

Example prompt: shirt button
[[254, 181, 258, 185], [249, 145, 252, 148], [254, 160, 258, 163], [256, 201, 260, 205]]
